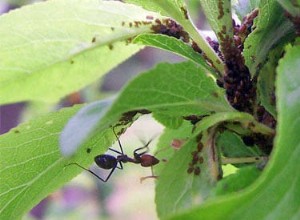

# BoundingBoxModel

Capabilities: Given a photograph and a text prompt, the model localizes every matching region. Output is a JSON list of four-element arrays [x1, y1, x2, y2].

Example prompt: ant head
[[94, 154, 118, 170], [140, 154, 159, 167]]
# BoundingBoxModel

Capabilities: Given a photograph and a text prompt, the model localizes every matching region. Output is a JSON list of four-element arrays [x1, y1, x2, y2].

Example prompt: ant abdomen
[[140, 155, 159, 167], [94, 154, 118, 169]]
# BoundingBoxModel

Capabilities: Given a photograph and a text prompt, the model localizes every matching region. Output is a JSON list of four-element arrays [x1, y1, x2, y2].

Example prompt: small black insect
[[68, 128, 159, 182]]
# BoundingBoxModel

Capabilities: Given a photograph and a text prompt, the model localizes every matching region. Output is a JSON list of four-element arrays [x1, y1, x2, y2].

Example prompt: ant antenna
[[112, 126, 124, 154], [135, 133, 160, 156]]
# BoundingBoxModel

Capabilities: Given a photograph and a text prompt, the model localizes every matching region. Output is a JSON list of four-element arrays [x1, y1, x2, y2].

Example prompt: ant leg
[[67, 163, 111, 182], [102, 164, 118, 182], [134, 148, 148, 156], [116, 161, 123, 170], [112, 127, 124, 154], [140, 166, 158, 183], [108, 147, 122, 155], [133, 133, 161, 156]]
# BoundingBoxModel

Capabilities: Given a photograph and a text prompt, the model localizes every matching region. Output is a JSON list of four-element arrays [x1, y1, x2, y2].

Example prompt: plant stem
[[221, 156, 269, 165], [180, 19, 225, 74], [240, 116, 276, 136]]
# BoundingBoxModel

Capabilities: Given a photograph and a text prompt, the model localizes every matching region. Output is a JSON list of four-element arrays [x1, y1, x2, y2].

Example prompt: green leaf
[[0, 106, 116, 219], [62, 61, 233, 156], [152, 113, 184, 129], [125, 0, 225, 72], [234, 0, 261, 20], [60, 99, 113, 157], [4, 0, 32, 6], [243, 0, 294, 76], [133, 34, 216, 76], [156, 133, 218, 219], [199, 0, 234, 55], [156, 111, 272, 219], [257, 46, 283, 117], [217, 130, 262, 158], [168, 44, 300, 220], [100, 61, 233, 124], [0, 0, 163, 104], [154, 121, 194, 175], [213, 166, 261, 196], [125, 0, 187, 21], [277, 0, 300, 17]]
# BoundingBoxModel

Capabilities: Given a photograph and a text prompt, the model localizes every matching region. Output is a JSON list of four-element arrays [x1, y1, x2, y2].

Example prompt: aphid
[[146, 15, 154, 20], [180, 6, 188, 19], [151, 19, 190, 43], [134, 21, 142, 28], [194, 167, 201, 175], [191, 41, 202, 54], [187, 167, 194, 174], [108, 44, 113, 50], [197, 142, 204, 152], [212, 92, 219, 98], [67, 128, 159, 182], [187, 139, 204, 176], [171, 139, 185, 149], [217, 0, 224, 20], [198, 156, 204, 164]]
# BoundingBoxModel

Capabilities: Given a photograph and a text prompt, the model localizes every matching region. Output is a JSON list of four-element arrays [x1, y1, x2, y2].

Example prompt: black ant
[[68, 128, 160, 182]]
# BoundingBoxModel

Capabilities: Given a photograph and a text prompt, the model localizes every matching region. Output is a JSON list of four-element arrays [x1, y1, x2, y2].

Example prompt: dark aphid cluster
[[150, 18, 223, 71], [183, 114, 210, 133], [187, 133, 204, 176], [234, 9, 259, 48], [151, 19, 190, 43], [191, 41, 203, 54], [256, 106, 276, 129], [242, 132, 274, 155], [183, 114, 212, 125], [187, 141, 204, 176], [182, 115, 203, 125], [115, 109, 151, 127], [180, 6, 189, 20], [217, 0, 225, 20], [225, 9, 277, 134], [217, 8, 278, 133], [217, 23, 256, 113], [206, 37, 222, 60], [121, 20, 152, 28]]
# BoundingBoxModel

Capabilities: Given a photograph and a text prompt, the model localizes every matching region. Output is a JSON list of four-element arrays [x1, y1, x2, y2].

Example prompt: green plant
[[1, 0, 300, 219]]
